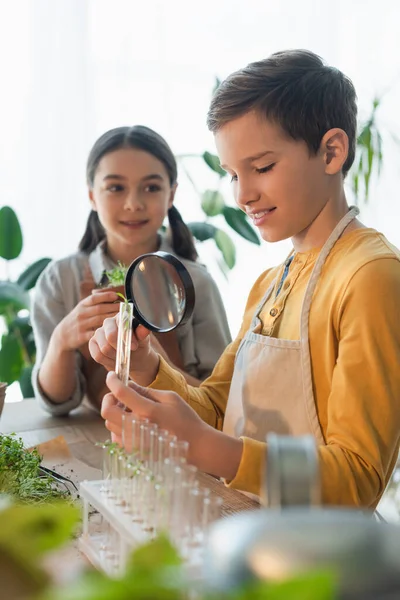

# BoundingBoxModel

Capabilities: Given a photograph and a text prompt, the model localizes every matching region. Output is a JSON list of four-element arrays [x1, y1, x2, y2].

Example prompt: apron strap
[[299, 206, 359, 442]]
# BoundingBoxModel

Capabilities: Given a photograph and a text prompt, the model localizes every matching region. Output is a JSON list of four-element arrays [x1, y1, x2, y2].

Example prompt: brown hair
[[207, 49, 357, 175], [79, 125, 198, 260]]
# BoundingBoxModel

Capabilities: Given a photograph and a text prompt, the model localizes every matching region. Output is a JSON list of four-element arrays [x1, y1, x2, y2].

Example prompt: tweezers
[[38, 465, 79, 493]]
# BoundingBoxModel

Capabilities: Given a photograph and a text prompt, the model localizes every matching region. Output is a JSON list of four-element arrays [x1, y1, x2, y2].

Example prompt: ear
[[88, 188, 97, 211], [320, 128, 349, 175], [168, 183, 178, 209]]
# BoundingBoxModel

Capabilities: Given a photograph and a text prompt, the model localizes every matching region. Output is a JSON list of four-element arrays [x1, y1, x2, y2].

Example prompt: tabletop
[[1, 398, 260, 515]]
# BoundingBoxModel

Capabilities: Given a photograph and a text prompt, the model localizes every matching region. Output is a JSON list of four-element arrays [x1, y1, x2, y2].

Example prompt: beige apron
[[223, 207, 359, 449]]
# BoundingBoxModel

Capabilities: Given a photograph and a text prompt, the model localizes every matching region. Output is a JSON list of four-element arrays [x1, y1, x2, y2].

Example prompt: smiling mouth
[[249, 208, 276, 220], [120, 220, 149, 227]]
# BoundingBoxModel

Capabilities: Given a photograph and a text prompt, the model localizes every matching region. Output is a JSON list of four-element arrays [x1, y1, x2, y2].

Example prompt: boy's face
[[215, 111, 336, 244]]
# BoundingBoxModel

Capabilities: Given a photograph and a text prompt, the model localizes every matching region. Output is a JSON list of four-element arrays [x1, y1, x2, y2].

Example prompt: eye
[[106, 184, 124, 193], [230, 174, 238, 183], [144, 184, 162, 193], [256, 163, 275, 174]]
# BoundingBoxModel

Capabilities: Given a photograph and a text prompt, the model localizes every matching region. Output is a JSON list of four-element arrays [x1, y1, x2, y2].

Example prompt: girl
[[31, 126, 231, 415]]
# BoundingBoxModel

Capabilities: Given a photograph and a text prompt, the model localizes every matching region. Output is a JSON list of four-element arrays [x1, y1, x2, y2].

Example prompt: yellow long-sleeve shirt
[[150, 228, 400, 508]]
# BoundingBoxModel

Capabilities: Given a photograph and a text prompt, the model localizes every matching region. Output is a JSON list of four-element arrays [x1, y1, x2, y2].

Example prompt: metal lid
[[204, 508, 400, 598], [265, 433, 320, 507]]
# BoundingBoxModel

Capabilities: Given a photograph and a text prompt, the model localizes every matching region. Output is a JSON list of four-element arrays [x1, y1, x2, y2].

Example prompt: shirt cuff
[[148, 355, 188, 394], [224, 436, 266, 497], [32, 365, 84, 416]]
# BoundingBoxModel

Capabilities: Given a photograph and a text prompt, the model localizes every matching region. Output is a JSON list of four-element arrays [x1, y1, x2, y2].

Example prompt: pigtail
[[167, 206, 198, 262], [78, 210, 106, 253]]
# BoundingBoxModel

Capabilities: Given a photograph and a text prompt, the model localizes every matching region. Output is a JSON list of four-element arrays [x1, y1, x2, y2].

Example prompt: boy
[[90, 49, 400, 508]]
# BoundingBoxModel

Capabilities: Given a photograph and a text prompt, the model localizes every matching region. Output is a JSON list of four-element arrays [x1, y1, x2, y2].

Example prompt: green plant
[[351, 97, 384, 203], [178, 78, 261, 275], [44, 535, 334, 600], [0, 206, 51, 397], [0, 497, 79, 599], [179, 151, 261, 274], [0, 434, 69, 504], [103, 262, 128, 288], [347, 93, 400, 204], [0, 496, 335, 600]]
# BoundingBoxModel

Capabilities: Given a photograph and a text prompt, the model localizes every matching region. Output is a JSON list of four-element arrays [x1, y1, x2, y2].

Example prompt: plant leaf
[[103, 262, 128, 287], [234, 570, 335, 600], [44, 535, 184, 600], [377, 132, 383, 176], [353, 173, 359, 197], [0, 332, 24, 384], [216, 256, 230, 281], [19, 365, 34, 398], [17, 258, 52, 290], [0, 281, 30, 314], [372, 96, 380, 111], [0, 501, 79, 557], [202, 151, 226, 177], [223, 206, 261, 245], [187, 221, 218, 242], [25, 331, 36, 362], [201, 190, 225, 217], [214, 229, 236, 269], [127, 534, 182, 573], [357, 124, 371, 147], [213, 76, 221, 95], [116, 292, 127, 303], [0, 206, 23, 260], [8, 314, 31, 338]]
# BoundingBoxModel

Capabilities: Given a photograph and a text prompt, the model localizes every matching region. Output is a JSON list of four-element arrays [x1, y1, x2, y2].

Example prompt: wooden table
[[0, 399, 260, 516]]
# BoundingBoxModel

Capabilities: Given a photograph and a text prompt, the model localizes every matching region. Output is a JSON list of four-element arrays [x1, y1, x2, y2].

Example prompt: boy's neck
[[291, 195, 362, 253]]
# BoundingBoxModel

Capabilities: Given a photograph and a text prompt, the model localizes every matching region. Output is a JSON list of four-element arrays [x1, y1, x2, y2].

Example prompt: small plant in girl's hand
[[102, 262, 130, 304], [103, 261, 128, 288], [116, 291, 129, 304]]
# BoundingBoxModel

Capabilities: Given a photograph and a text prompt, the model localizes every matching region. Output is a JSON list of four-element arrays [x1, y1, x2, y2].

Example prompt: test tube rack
[[78, 478, 215, 579]]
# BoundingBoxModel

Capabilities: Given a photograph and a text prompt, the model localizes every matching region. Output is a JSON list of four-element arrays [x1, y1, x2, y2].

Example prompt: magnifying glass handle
[[132, 316, 140, 331]]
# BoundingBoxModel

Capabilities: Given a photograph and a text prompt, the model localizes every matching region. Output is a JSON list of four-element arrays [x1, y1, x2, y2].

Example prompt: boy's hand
[[102, 372, 244, 481], [102, 372, 209, 466], [89, 317, 160, 387]]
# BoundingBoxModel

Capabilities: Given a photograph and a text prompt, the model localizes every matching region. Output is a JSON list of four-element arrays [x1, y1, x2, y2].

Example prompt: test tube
[[115, 301, 133, 386], [139, 422, 159, 468], [156, 430, 177, 478], [101, 443, 112, 494], [186, 487, 211, 547], [203, 495, 223, 528], [169, 440, 189, 463], [122, 411, 135, 453]]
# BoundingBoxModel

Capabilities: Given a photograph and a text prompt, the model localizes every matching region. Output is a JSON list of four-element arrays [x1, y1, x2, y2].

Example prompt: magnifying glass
[[114, 252, 195, 385], [125, 251, 195, 332]]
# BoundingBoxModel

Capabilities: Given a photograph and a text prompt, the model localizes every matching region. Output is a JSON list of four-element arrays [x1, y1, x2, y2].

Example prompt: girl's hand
[[55, 290, 120, 352], [89, 317, 160, 386]]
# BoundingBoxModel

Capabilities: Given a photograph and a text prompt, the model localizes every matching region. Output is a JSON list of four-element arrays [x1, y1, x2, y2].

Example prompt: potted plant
[[0, 206, 51, 397]]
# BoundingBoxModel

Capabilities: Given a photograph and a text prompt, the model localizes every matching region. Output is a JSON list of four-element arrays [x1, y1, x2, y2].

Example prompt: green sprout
[[104, 261, 128, 287], [0, 434, 69, 504]]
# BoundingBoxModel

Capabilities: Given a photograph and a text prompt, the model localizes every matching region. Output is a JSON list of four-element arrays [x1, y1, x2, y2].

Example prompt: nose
[[234, 177, 260, 211], [123, 190, 144, 211]]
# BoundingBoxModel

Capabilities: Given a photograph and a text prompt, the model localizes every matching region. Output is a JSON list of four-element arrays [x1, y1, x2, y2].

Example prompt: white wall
[[1, 0, 400, 338]]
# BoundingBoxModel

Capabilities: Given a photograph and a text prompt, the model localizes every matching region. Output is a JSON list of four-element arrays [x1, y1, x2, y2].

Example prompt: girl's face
[[89, 147, 175, 257]]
